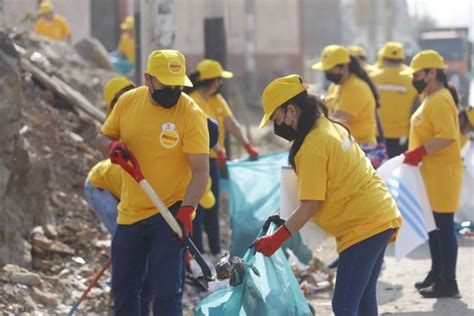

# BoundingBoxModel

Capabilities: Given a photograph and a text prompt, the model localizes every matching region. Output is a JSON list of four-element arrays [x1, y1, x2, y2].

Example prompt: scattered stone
[[32, 234, 53, 251], [10, 271, 42, 287], [32, 287, 58, 306], [49, 241, 75, 256], [43, 224, 58, 239]]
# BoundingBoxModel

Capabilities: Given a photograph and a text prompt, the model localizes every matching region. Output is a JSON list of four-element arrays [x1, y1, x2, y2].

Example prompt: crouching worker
[[96, 50, 209, 316], [253, 74, 402, 316]]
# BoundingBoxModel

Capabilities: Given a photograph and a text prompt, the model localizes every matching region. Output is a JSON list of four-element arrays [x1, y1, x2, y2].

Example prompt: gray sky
[[407, 0, 474, 41]]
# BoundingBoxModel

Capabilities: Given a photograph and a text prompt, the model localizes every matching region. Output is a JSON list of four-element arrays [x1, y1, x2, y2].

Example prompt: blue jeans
[[84, 180, 152, 314], [84, 181, 119, 235], [192, 158, 221, 254], [332, 229, 393, 316], [111, 203, 184, 316], [429, 212, 458, 281]]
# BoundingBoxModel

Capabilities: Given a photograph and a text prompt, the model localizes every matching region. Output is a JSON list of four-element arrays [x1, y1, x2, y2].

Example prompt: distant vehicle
[[419, 27, 472, 106]]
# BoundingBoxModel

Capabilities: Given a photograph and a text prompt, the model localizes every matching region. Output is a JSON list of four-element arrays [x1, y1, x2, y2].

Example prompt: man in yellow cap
[[96, 50, 209, 315], [371, 42, 419, 157], [34, 1, 71, 41], [116, 16, 135, 63]]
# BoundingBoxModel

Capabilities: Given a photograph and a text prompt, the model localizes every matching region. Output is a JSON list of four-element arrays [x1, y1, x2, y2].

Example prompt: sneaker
[[419, 280, 461, 298], [415, 270, 439, 290]]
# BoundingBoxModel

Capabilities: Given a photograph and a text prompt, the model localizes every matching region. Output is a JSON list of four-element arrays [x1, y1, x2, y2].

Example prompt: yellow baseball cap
[[147, 50, 193, 87], [259, 74, 306, 128], [382, 42, 405, 60], [103, 77, 135, 117], [197, 59, 233, 80], [400, 50, 444, 75], [348, 46, 367, 58], [312, 45, 350, 71], [121, 16, 135, 30], [38, 1, 53, 15], [199, 178, 216, 209]]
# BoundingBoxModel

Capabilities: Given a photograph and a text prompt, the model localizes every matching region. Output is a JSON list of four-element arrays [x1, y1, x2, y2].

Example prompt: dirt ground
[[309, 235, 474, 316]]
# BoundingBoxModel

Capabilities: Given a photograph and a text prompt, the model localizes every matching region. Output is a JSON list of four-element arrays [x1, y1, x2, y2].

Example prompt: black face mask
[[325, 72, 343, 84], [412, 78, 427, 94], [274, 119, 296, 141], [150, 87, 182, 108]]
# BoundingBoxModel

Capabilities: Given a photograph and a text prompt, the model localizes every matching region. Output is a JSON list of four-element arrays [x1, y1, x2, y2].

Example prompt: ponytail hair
[[183, 71, 220, 94], [284, 89, 351, 170], [435, 69, 460, 107], [347, 55, 381, 109]]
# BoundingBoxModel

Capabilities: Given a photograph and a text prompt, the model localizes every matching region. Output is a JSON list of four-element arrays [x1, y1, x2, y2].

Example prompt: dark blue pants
[[332, 229, 393, 316], [111, 203, 184, 316], [192, 158, 221, 254], [428, 212, 458, 281]]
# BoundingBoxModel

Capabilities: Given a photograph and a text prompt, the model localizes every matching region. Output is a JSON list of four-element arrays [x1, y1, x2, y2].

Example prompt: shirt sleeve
[[100, 96, 122, 139], [337, 82, 369, 117], [296, 152, 328, 201], [430, 99, 458, 140], [217, 94, 233, 118], [182, 106, 210, 154]]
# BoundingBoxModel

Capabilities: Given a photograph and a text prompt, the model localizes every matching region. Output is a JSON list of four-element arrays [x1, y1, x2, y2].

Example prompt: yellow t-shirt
[[117, 33, 135, 63], [371, 67, 418, 138], [295, 117, 402, 253], [335, 74, 377, 144], [101, 86, 209, 224], [34, 16, 71, 41], [409, 88, 463, 212], [87, 159, 122, 199], [189, 91, 233, 158], [324, 83, 339, 114]]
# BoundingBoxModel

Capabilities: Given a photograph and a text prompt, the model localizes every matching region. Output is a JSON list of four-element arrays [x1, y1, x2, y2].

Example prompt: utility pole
[[245, 0, 258, 107], [136, 0, 175, 84]]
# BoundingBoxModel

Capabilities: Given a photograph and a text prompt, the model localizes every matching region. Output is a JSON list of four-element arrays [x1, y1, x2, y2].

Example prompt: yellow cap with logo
[[147, 50, 193, 87], [348, 46, 367, 58], [382, 42, 405, 60], [259, 74, 307, 128], [400, 50, 444, 75], [121, 16, 135, 30], [312, 45, 350, 71], [197, 59, 233, 80], [199, 177, 216, 209], [103, 77, 135, 117], [38, 1, 53, 15]]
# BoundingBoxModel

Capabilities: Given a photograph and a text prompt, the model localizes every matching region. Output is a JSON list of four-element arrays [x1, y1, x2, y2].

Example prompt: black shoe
[[415, 270, 439, 290], [419, 280, 461, 298]]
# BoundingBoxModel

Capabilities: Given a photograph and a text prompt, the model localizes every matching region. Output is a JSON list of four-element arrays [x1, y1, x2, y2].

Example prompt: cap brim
[[221, 70, 233, 78], [158, 75, 193, 87], [259, 113, 271, 129], [199, 191, 216, 209], [312, 62, 324, 70], [400, 67, 414, 75]]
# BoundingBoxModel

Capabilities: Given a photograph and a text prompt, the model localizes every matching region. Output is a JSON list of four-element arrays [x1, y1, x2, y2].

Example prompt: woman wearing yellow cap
[[313, 45, 379, 146], [401, 50, 463, 298], [253, 74, 402, 315], [116, 16, 135, 63], [97, 50, 210, 315], [185, 59, 259, 258], [35, 1, 71, 41]]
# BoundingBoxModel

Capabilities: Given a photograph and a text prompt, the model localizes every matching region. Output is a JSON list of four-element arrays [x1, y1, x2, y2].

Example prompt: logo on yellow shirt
[[160, 122, 179, 148]]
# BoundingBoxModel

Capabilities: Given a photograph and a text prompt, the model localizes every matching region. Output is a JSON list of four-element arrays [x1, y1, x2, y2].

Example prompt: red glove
[[254, 225, 292, 256], [176, 206, 194, 236], [244, 143, 259, 159], [216, 150, 227, 170], [108, 140, 130, 164], [403, 145, 427, 166]]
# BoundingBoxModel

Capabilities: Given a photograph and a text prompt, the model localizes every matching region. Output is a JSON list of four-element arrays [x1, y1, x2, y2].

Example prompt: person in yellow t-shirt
[[116, 16, 135, 63], [371, 42, 419, 157], [34, 1, 71, 41], [96, 50, 209, 315], [185, 59, 259, 258], [348, 45, 376, 74], [253, 74, 401, 315], [313, 45, 379, 145], [401, 50, 463, 298]]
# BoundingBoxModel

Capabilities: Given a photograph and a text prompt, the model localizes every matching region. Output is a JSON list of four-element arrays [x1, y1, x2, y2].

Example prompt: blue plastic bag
[[225, 152, 312, 264], [194, 223, 312, 316]]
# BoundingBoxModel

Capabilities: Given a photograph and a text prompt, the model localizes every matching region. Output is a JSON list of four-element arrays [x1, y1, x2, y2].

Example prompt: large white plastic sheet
[[377, 155, 436, 261], [280, 166, 328, 249]]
